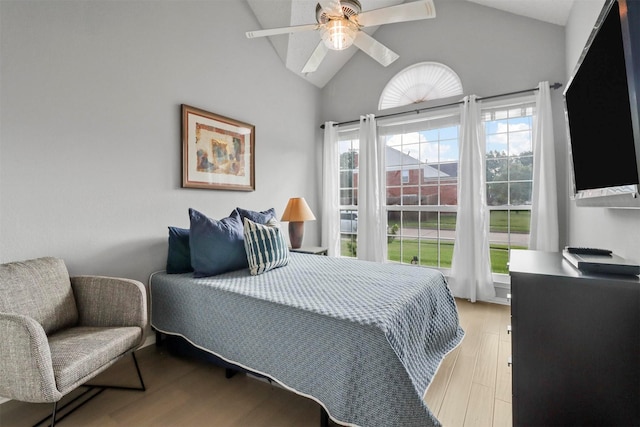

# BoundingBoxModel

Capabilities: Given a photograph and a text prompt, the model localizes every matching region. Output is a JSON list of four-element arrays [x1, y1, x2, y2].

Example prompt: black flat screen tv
[[564, 0, 640, 207]]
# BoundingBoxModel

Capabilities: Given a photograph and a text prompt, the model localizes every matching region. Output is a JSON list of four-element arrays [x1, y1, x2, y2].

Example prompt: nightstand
[[289, 246, 328, 256]]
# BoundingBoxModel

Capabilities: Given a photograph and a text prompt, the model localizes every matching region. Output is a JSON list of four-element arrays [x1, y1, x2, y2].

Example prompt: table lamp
[[281, 197, 316, 249]]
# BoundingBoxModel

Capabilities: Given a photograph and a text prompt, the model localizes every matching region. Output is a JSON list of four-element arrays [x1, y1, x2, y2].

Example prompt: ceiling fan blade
[[355, 0, 436, 28], [353, 32, 399, 67], [318, 0, 344, 18], [302, 42, 330, 74], [246, 24, 318, 39]]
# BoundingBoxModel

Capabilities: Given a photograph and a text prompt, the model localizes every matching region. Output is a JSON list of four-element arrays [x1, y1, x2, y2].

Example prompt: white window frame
[[378, 108, 461, 272], [481, 95, 536, 280], [337, 125, 361, 258], [401, 169, 410, 184]]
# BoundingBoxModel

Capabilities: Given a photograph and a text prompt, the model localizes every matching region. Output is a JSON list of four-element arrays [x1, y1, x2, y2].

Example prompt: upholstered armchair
[[0, 257, 147, 426]]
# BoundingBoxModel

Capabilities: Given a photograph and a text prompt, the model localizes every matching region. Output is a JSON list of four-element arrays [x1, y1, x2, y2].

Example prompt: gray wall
[[565, 0, 640, 262], [0, 0, 322, 280], [321, 0, 569, 247], [6, 0, 634, 285]]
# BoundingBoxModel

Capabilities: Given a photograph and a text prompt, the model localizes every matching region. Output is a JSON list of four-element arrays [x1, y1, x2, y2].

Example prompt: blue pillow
[[243, 218, 290, 276], [235, 207, 276, 225], [166, 227, 193, 274], [189, 208, 247, 277]]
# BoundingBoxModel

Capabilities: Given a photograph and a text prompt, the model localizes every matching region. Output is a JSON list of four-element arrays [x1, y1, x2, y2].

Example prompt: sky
[[384, 115, 533, 165], [340, 111, 534, 165]]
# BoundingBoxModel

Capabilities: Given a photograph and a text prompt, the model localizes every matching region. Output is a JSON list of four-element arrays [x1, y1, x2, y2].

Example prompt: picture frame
[[181, 104, 255, 191]]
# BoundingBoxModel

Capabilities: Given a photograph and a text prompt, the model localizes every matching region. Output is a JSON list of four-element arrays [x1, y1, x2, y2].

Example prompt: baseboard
[[483, 295, 510, 305], [141, 333, 156, 349]]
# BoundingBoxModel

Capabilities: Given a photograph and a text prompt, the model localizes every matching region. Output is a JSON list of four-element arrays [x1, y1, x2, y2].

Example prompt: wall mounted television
[[564, 0, 640, 207]]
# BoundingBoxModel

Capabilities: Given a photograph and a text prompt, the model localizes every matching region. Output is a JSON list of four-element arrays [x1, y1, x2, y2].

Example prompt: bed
[[150, 252, 464, 427]]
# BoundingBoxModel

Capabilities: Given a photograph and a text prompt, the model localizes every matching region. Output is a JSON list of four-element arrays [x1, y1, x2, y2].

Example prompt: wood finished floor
[[0, 299, 511, 427]]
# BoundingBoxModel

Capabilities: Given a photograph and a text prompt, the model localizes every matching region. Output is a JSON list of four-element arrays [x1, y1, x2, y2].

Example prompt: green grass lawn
[[489, 210, 531, 233], [342, 209, 530, 273], [342, 236, 524, 274], [398, 210, 530, 233]]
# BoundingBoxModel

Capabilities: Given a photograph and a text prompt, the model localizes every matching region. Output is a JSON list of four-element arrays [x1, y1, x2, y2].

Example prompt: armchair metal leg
[[50, 402, 57, 427], [132, 351, 146, 391], [86, 352, 146, 392], [32, 388, 104, 427], [32, 352, 145, 427]]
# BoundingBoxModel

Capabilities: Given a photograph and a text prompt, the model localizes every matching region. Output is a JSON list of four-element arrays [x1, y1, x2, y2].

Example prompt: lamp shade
[[281, 198, 316, 222], [321, 19, 358, 51]]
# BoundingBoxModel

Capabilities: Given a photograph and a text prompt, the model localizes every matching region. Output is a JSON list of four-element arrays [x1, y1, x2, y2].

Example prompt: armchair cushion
[[48, 326, 142, 394], [0, 257, 78, 334], [71, 276, 147, 331]]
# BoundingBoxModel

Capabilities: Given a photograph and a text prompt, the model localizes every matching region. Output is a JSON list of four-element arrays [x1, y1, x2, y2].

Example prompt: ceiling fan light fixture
[[321, 19, 358, 51]]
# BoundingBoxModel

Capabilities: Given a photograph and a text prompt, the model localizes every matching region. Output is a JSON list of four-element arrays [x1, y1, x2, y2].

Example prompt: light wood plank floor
[[0, 299, 511, 427]]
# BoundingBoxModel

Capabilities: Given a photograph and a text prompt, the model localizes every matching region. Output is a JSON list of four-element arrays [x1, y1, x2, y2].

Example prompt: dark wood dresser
[[508, 249, 640, 426]]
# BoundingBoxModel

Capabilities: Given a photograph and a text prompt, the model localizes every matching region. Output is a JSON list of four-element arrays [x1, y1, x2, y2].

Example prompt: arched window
[[378, 62, 463, 110]]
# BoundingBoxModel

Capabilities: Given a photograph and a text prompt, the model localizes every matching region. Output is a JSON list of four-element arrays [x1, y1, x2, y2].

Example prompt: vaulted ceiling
[[246, 0, 575, 88], [466, 0, 574, 26]]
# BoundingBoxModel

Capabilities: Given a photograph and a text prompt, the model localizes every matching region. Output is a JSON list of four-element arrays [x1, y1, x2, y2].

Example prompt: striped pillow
[[243, 218, 290, 275]]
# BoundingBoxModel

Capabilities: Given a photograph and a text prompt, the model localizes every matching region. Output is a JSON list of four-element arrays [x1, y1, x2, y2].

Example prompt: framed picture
[[182, 104, 255, 191]]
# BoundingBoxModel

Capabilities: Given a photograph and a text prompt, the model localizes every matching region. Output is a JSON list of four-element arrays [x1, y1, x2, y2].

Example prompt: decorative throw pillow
[[166, 226, 193, 274], [235, 207, 276, 225], [243, 218, 290, 276], [189, 208, 247, 277]]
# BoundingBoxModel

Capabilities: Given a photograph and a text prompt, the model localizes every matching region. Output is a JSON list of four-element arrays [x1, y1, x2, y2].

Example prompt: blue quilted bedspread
[[150, 253, 464, 427]]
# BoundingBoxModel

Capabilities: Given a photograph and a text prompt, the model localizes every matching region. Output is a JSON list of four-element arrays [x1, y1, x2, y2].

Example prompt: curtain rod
[[319, 82, 563, 129]]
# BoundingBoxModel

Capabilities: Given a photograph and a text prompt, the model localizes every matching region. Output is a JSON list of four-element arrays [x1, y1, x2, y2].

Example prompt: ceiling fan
[[246, 0, 436, 74]]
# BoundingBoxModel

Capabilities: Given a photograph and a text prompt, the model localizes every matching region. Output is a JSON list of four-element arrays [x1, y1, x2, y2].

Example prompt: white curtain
[[449, 96, 495, 302], [530, 81, 559, 251], [357, 114, 387, 262], [321, 121, 341, 257]]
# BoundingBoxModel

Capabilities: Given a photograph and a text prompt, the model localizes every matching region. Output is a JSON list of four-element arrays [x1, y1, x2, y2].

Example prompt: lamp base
[[288, 221, 304, 249]]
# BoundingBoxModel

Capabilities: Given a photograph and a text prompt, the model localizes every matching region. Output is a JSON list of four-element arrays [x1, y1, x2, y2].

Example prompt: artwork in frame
[[182, 104, 255, 191]]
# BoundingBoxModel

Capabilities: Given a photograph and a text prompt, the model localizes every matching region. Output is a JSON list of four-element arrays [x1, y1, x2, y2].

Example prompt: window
[[338, 127, 359, 258], [379, 111, 460, 269], [482, 100, 535, 274], [334, 97, 535, 275], [379, 62, 463, 110]]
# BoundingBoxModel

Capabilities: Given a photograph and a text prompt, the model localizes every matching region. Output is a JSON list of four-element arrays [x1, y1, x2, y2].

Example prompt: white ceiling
[[466, 0, 574, 26], [246, 0, 575, 88]]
